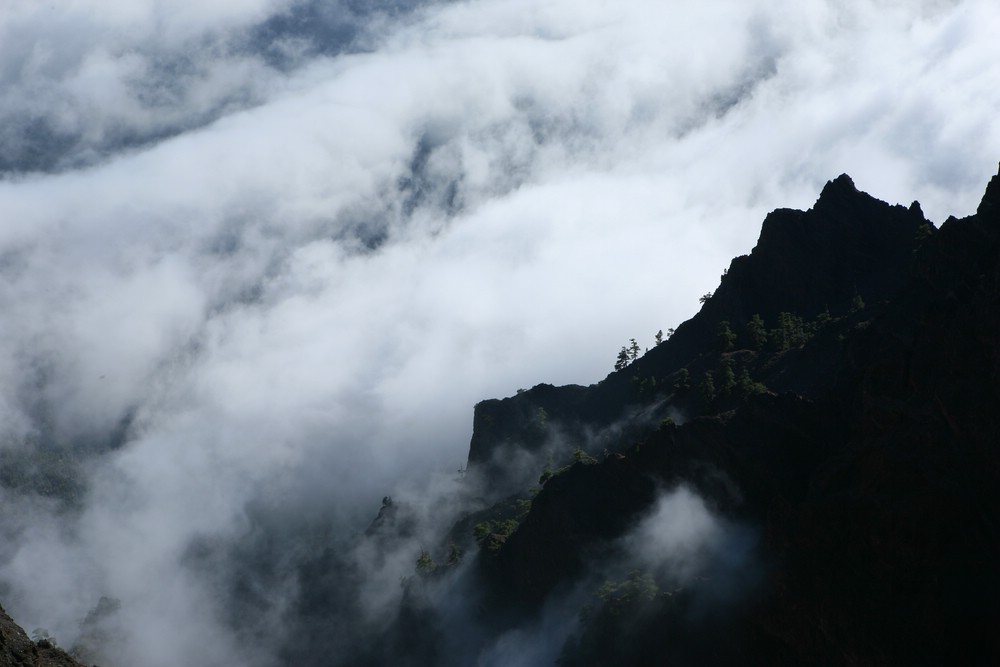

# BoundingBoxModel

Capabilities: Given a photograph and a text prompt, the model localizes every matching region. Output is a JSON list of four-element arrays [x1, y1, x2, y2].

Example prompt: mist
[[0, 0, 998, 664]]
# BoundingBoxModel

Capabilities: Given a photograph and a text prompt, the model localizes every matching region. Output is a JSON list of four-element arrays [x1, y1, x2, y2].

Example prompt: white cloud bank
[[0, 0, 998, 664]]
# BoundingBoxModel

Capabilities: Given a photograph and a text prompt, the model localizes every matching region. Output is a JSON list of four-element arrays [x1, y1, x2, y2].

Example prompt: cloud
[[0, 0, 446, 173], [470, 485, 756, 665], [0, 0, 997, 664], [623, 486, 757, 598]]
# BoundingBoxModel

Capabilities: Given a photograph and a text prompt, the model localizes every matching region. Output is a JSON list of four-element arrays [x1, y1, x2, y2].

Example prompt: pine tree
[[718, 358, 737, 396], [813, 307, 832, 330], [717, 320, 737, 352], [738, 368, 767, 398], [771, 312, 807, 350], [699, 372, 716, 402], [416, 550, 437, 575], [746, 314, 767, 350], [674, 367, 691, 392], [615, 347, 629, 371]]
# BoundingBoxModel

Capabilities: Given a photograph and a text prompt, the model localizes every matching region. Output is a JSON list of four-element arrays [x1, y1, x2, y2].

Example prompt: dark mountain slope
[[755, 167, 1000, 664], [459, 166, 1000, 664]]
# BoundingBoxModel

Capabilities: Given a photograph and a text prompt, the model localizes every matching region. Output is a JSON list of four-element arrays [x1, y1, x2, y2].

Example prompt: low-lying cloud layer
[[1, 0, 998, 664]]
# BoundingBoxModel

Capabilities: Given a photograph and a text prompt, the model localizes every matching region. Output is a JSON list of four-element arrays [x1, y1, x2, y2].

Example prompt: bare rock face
[[0, 604, 86, 667]]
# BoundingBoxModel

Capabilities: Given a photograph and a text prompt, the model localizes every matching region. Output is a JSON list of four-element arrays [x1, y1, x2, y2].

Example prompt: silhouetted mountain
[[467, 171, 930, 490], [456, 164, 1000, 665], [434, 166, 1000, 664]]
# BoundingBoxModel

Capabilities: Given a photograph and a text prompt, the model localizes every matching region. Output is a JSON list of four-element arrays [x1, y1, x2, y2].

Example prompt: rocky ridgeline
[[467, 172, 930, 487], [459, 166, 1000, 664]]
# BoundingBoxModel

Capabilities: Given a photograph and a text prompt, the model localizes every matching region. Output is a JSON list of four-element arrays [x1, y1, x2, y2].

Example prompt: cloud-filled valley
[[0, 0, 998, 664]]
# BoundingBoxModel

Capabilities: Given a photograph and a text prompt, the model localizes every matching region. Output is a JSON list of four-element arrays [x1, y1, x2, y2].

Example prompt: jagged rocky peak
[[713, 172, 928, 322], [817, 171, 858, 199], [977, 161, 1000, 220]]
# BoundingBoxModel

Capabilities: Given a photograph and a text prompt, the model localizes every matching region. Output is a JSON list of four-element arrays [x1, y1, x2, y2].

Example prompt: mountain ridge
[[465, 170, 932, 490], [451, 164, 1000, 664]]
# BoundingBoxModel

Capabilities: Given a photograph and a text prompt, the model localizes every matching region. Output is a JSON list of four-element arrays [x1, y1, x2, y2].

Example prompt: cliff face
[[460, 166, 1000, 664]]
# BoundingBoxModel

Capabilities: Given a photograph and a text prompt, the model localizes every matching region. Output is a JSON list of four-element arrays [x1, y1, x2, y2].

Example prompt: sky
[[0, 0, 998, 664]]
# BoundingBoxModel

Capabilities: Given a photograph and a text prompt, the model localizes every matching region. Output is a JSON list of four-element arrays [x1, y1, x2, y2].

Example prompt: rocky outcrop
[[701, 174, 927, 337], [0, 604, 86, 667]]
